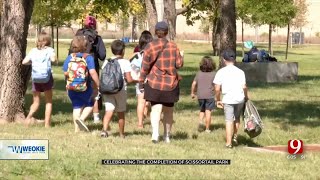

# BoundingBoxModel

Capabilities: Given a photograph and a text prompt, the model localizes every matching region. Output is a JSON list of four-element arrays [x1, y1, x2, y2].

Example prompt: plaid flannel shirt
[[139, 38, 183, 91]]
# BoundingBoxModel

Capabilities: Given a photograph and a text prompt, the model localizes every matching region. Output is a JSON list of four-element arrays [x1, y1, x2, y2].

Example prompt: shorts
[[68, 88, 94, 109], [103, 89, 127, 112], [198, 98, 215, 112], [223, 103, 244, 122], [32, 75, 54, 92]]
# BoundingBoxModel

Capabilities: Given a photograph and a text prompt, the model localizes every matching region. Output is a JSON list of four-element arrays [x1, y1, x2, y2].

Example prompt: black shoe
[[101, 131, 108, 138], [152, 140, 158, 144]]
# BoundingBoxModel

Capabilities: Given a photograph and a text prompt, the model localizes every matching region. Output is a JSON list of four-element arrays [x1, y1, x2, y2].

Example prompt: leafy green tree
[[183, 0, 220, 55], [242, 0, 297, 54]]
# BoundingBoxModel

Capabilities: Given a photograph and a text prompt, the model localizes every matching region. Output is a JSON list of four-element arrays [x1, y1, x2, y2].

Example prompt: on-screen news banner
[[101, 159, 231, 165]]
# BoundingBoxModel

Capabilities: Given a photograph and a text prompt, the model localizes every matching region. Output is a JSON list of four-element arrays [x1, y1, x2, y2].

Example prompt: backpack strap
[[82, 53, 88, 59]]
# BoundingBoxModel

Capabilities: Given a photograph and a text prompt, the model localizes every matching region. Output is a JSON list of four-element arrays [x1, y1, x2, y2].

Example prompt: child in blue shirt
[[63, 36, 100, 132]]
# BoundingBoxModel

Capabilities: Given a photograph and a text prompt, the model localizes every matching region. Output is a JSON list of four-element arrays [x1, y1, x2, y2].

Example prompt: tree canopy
[[237, 0, 297, 27]]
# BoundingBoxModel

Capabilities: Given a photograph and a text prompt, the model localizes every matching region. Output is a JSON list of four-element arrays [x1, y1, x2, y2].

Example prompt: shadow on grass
[[172, 131, 189, 140], [209, 123, 225, 131], [237, 135, 262, 147], [254, 100, 320, 127], [111, 130, 151, 137]]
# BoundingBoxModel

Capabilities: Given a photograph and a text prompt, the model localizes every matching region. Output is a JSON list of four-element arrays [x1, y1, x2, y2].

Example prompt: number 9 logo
[[288, 140, 303, 154]]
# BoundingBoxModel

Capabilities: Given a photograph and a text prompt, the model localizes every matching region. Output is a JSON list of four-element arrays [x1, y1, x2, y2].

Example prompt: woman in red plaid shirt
[[139, 21, 184, 143]]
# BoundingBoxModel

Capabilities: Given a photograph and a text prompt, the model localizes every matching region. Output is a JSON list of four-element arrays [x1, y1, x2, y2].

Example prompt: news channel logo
[[287, 139, 305, 160], [0, 139, 49, 160]]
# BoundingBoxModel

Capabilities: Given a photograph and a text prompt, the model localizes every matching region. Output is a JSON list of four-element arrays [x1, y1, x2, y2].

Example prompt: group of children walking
[[23, 17, 248, 148]]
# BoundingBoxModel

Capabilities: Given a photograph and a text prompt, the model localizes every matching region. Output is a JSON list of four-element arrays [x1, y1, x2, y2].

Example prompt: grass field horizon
[[0, 41, 319, 179]]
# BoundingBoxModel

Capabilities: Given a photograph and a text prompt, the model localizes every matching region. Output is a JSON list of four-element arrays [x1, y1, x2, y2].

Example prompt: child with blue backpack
[[22, 32, 56, 128], [63, 36, 100, 132]]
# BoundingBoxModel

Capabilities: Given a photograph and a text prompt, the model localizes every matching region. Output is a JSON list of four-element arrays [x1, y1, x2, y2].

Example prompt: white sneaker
[[93, 119, 101, 124], [163, 136, 171, 143], [76, 119, 89, 132], [151, 134, 159, 143]]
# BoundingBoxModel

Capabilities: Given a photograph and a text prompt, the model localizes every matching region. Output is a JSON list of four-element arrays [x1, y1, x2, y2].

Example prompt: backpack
[[248, 47, 259, 62], [66, 53, 89, 92], [243, 100, 263, 138], [32, 50, 51, 83], [75, 29, 97, 54], [129, 51, 144, 80], [100, 58, 124, 94]]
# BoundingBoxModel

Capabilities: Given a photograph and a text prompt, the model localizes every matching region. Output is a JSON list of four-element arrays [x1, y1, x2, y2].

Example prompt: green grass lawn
[[1, 41, 319, 179]]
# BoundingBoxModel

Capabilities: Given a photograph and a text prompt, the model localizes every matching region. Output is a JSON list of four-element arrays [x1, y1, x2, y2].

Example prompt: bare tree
[[0, 0, 35, 123], [291, 0, 308, 44], [145, 0, 158, 36], [219, 0, 236, 67], [145, 0, 200, 40]]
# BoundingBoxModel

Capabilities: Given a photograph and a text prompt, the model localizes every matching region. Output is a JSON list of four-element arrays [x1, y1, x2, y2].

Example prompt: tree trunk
[[51, 24, 54, 49], [211, 0, 220, 56], [131, 16, 137, 42], [212, 16, 221, 56], [285, 24, 290, 60], [56, 26, 59, 65], [163, 0, 177, 40], [299, 27, 302, 45], [241, 20, 244, 57], [268, 24, 273, 56], [0, 0, 35, 123], [219, 0, 236, 67], [145, 0, 158, 36]]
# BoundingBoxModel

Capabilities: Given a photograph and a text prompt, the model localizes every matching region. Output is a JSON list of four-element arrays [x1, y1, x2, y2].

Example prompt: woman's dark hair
[[138, 31, 153, 50], [200, 56, 216, 72]]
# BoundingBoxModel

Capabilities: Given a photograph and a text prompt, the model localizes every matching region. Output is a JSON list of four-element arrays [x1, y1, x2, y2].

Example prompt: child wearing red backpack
[[63, 36, 100, 132]]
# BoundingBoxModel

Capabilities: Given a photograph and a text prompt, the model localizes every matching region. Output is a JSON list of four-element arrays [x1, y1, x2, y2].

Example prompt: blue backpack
[[31, 50, 51, 83]]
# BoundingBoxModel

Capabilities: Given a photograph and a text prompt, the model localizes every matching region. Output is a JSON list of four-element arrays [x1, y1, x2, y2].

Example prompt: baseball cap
[[223, 49, 236, 61], [155, 21, 168, 31], [84, 16, 97, 29]]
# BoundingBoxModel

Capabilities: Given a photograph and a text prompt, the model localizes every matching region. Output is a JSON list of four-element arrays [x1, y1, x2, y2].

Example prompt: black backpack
[[75, 28, 97, 54], [99, 58, 124, 94]]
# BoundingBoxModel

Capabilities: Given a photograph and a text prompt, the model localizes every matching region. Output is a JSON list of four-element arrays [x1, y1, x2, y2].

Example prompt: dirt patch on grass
[[245, 144, 320, 153]]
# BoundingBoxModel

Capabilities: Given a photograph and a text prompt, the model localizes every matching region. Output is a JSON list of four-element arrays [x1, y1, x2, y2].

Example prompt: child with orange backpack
[[63, 36, 100, 132]]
